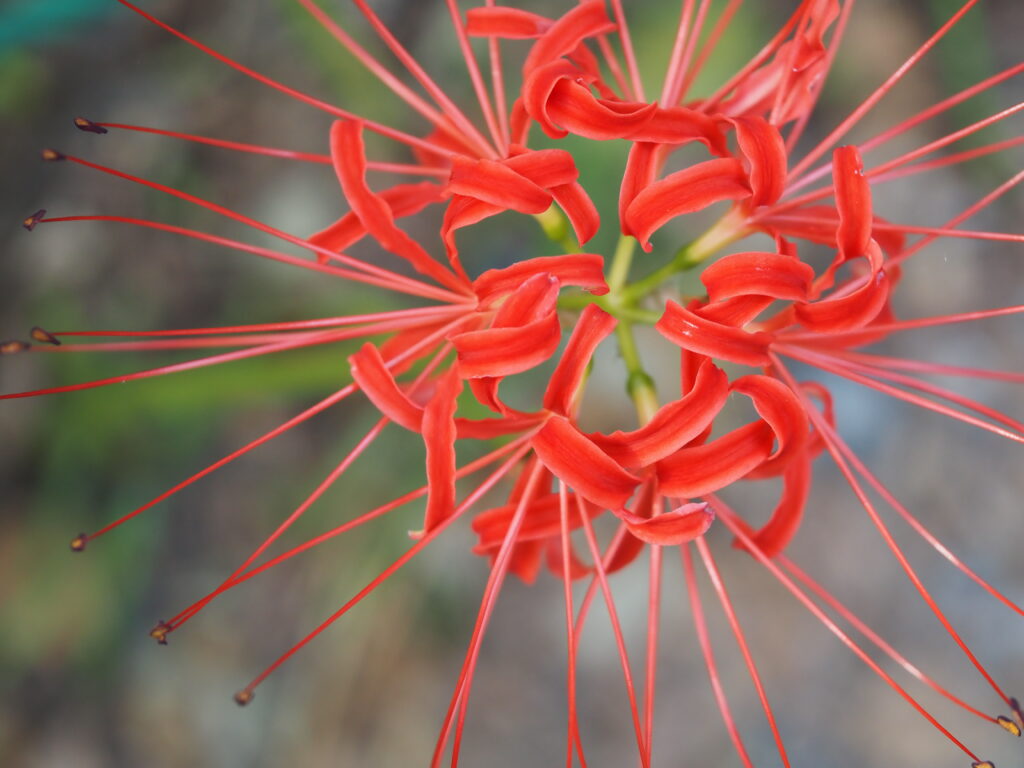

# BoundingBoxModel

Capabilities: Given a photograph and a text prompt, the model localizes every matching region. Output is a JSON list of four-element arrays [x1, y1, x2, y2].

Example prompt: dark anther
[[972, 761, 995, 768], [69, 533, 88, 552], [73, 117, 108, 134], [0, 340, 30, 355], [23, 209, 46, 231], [1010, 697, 1024, 729], [30, 327, 61, 346], [149, 621, 171, 645], [997, 715, 1022, 737], [41, 148, 66, 162], [234, 690, 254, 707]]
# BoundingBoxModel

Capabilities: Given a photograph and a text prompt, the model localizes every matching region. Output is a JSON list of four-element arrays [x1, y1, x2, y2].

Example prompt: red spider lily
[[7, 0, 1024, 766]]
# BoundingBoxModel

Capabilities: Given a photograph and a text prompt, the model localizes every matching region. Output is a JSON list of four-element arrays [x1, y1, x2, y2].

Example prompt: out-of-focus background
[[1, 1, 1021, 766]]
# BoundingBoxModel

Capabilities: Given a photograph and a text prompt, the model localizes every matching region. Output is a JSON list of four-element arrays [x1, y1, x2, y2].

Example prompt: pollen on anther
[[69, 533, 88, 552], [997, 715, 1022, 737], [234, 689, 254, 707], [41, 148, 66, 162], [149, 621, 171, 645], [972, 761, 996, 768], [23, 209, 46, 231], [31, 326, 61, 346], [73, 117, 108, 134], [0, 340, 30, 355]]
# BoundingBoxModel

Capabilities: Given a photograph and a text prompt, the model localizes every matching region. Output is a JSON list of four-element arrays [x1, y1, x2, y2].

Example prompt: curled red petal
[[657, 300, 773, 366], [378, 317, 478, 377], [605, 481, 656, 573], [795, 267, 890, 332], [522, 60, 578, 139], [833, 145, 873, 259], [758, 208, 906, 258], [758, 206, 840, 247], [607, 528, 645, 574], [681, 349, 712, 394], [466, 7, 552, 38], [734, 453, 812, 558], [502, 147, 598, 243], [473, 253, 608, 303], [545, 535, 592, 580], [412, 126, 477, 168], [448, 156, 552, 214], [615, 502, 715, 545], [715, 53, 786, 121], [510, 97, 532, 145], [715, 1, 838, 124], [469, 376, 503, 414], [656, 421, 775, 497], [510, 461, 551, 506], [566, 41, 607, 90], [441, 194, 502, 264], [307, 217, 364, 264], [465, 274, 557, 415], [330, 120, 466, 292], [731, 116, 787, 207], [731, 374, 808, 473], [472, 491, 589, 550], [453, 311, 561, 378], [700, 295, 775, 327], [624, 158, 750, 250], [308, 181, 444, 262], [506, 540, 545, 583], [589, 360, 729, 467], [701, 251, 815, 303], [454, 412, 542, 439], [420, 369, 463, 534], [629, 107, 729, 154], [550, 182, 600, 245], [619, 142, 660, 236], [531, 416, 641, 510], [492, 273, 560, 327], [544, 80, 659, 140], [349, 343, 424, 432], [504, 147, 580, 188], [474, 460, 551, 578], [523, 0, 615, 75], [543, 304, 617, 416]]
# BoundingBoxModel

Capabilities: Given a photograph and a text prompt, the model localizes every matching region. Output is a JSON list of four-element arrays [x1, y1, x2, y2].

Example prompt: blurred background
[[1, 1, 1022, 766]]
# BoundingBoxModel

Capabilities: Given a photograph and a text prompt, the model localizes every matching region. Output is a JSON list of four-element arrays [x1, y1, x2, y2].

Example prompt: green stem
[[620, 209, 750, 305], [534, 206, 580, 253], [616, 322, 659, 425], [619, 252, 688, 306], [607, 234, 637, 293], [560, 212, 749, 427], [557, 292, 660, 324]]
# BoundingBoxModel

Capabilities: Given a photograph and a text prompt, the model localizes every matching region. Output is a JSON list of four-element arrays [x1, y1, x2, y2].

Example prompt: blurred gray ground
[[1, 1, 1022, 766]]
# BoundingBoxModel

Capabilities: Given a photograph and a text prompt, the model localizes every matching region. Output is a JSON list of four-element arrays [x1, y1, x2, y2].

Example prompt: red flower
[[7, 1, 1023, 766]]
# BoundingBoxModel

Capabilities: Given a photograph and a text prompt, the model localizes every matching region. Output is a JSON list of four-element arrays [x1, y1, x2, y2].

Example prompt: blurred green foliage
[[0, 0, 113, 53]]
